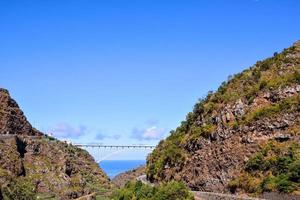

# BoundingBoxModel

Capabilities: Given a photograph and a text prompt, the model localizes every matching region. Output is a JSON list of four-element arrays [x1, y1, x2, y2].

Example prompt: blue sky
[[1, 0, 300, 160]]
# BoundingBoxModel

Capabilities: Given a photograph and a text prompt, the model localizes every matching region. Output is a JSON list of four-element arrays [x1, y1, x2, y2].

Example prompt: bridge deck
[[74, 144, 156, 149]]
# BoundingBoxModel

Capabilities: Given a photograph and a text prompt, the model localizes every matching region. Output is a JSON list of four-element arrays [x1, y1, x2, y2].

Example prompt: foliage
[[44, 134, 57, 142], [293, 71, 300, 83], [111, 181, 194, 200], [243, 94, 300, 124], [259, 80, 268, 90], [229, 141, 300, 194], [146, 135, 186, 182], [2, 177, 36, 200], [264, 71, 300, 90]]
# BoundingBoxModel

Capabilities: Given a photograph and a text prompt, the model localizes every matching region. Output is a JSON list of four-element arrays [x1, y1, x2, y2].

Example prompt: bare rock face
[[181, 111, 300, 192], [0, 89, 110, 199]]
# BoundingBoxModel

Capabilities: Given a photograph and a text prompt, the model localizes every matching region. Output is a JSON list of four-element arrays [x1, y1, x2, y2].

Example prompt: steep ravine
[[0, 89, 110, 199]]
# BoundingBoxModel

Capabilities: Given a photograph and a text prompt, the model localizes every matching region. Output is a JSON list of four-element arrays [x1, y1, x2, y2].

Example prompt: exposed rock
[[274, 133, 291, 142], [233, 99, 246, 117], [278, 85, 300, 99], [252, 96, 270, 108], [0, 89, 42, 136]]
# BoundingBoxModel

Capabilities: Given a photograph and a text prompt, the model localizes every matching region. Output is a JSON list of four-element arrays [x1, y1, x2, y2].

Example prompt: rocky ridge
[[0, 89, 110, 199], [0, 88, 42, 136]]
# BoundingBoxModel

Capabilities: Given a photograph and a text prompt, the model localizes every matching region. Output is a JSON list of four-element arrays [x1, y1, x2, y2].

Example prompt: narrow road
[[193, 191, 265, 200]]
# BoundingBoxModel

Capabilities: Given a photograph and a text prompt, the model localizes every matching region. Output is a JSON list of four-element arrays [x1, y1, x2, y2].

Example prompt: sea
[[99, 160, 146, 179]]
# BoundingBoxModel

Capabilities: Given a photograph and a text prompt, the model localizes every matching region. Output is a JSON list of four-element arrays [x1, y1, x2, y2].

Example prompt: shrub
[[153, 181, 194, 200], [259, 80, 268, 90], [111, 181, 194, 200], [292, 71, 300, 84], [204, 102, 216, 114], [232, 173, 261, 193], [244, 85, 259, 103], [230, 141, 300, 194], [200, 124, 216, 138], [227, 179, 239, 193], [245, 153, 264, 172], [265, 71, 300, 90], [252, 69, 262, 81], [273, 156, 293, 175], [163, 143, 186, 168], [275, 175, 295, 193], [260, 62, 270, 71], [260, 176, 276, 192], [244, 94, 300, 123], [288, 159, 300, 182], [2, 177, 36, 200], [146, 132, 186, 182]]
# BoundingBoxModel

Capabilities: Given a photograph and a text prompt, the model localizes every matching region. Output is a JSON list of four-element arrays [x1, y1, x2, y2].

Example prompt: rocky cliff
[[0, 88, 42, 136], [0, 89, 110, 199], [146, 41, 300, 196]]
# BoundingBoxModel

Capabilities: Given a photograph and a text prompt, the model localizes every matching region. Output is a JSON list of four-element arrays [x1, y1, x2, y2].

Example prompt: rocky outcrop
[[180, 85, 300, 191], [0, 89, 42, 136], [0, 89, 110, 199], [181, 111, 300, 192], [146, 41, 300, 196]]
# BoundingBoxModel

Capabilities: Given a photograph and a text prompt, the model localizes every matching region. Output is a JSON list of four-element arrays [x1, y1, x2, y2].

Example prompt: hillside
[[0, 89, 111, 199], [146, 41, 300, 196], [112, 166, 145, 188]]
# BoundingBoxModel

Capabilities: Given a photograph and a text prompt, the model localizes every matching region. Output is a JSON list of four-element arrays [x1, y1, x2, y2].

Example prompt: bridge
[[74, 144, 156, 149], [0, 135, 156, 161], [74, 143, 156, 162]]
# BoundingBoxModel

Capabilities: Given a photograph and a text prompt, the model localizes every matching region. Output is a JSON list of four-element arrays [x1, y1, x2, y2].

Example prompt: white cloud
[[48, 123, 87, 139], [131, 126, 165, 141]]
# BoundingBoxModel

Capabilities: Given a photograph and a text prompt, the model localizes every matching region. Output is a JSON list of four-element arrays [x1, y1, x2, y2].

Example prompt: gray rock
[[274, 133, 291, 142], [234, 99, 245, 117], [295, 85, 300, 92]]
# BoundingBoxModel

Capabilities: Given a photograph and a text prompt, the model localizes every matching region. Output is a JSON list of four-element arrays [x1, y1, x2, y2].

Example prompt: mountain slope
[[0, 89, 110, 199], [146, 41, 300, 196], [0, 88, 42, 136]]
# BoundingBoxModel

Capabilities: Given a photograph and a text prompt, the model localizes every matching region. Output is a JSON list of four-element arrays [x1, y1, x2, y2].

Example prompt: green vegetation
[[0, 137, 111, 200], [1, 175, 110, 200], [228, 141, 300, 194], [243, 94, 300, 124], [44, 134, 58, 142], [111, 181, 194, 200], [2, 177, 36, 200], [146, 132, 186, 182]]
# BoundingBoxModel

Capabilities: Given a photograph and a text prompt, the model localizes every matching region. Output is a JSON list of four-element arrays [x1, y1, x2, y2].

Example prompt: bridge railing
[[74, 144, 156, 149]]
